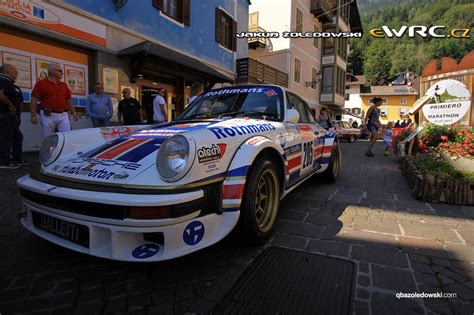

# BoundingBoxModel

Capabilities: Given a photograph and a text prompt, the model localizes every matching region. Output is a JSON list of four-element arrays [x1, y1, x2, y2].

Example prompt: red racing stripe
[[96, 138, 148, 159], [287, 156, 301, 170], [223, 184, 245, 200]]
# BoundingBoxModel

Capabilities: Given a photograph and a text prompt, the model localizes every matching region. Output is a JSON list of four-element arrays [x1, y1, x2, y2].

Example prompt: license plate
[[32, 212, 90, 248]]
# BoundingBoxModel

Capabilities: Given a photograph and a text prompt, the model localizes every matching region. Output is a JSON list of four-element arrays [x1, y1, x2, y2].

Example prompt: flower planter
[[441, 152, 474, 173], [401, 157, 474, 205]]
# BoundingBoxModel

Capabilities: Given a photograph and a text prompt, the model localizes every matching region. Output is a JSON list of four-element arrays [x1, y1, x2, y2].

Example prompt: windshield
[[178, 86, 284, 121]]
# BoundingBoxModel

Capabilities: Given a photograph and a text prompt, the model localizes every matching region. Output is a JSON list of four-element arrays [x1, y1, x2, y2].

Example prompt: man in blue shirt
[[86, 83, 113, 127]]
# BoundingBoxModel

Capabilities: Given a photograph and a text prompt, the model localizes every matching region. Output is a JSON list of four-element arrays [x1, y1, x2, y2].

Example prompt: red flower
[[450, 149, 457, 153], [440, 135, 448, 141]]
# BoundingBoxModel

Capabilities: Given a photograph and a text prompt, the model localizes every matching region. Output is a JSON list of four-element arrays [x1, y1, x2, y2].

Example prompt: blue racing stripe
[[116, 138, 163, 162], [288, 170, 300, 185], [227, 165, 249, 177], [80, 138, 127, 158], [320, 157, 331, 164]]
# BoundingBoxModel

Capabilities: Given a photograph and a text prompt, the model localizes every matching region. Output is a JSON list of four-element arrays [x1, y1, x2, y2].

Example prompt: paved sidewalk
[[0, 141, 472, 314], [271, 140, 474, 314]]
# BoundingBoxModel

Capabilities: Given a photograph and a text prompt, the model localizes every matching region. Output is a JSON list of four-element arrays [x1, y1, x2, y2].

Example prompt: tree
[[348, 43, 364, 75], [364, 41, 392, 85], [390, 43, 423, 75]]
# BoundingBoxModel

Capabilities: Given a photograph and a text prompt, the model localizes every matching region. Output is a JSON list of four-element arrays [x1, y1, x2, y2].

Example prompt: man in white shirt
[[188, 82, 204, 105], [153, 88, 168, 123]]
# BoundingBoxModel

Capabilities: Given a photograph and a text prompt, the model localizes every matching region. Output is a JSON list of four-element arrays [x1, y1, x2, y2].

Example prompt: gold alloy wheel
[[255, 168, 279, 233]]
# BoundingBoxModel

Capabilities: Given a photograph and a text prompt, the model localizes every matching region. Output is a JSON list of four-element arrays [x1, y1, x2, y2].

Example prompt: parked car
[[334, 120, 361, 142], [18, 85, 341, 262]]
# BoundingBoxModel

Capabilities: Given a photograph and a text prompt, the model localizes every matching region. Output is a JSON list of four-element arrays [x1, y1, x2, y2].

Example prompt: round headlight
[[157, 135, 193, 182], [39, 134, 63, 165]]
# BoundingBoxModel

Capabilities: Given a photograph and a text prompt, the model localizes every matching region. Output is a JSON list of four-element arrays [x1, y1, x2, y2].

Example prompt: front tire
[[319, 143, 341, 183], [235, 158, 280, 244]]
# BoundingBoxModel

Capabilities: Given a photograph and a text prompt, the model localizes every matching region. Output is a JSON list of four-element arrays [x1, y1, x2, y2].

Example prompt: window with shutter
[[215, 8, 237, 51], [153, 0, 189, 25]]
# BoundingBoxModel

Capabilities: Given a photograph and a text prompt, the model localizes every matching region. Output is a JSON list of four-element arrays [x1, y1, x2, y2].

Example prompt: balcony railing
[[310, 0, 334, 24], [236, 58, 288, 88], [248, 25, 270, 50]]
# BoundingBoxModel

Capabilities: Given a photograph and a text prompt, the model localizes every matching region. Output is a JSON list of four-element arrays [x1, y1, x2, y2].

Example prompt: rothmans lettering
[[208, 123, 276, 139]]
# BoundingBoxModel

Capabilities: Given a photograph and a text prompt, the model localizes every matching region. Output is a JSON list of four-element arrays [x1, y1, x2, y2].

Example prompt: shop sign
[[0, 0, 106, 46], [422, 80, 471, 126]]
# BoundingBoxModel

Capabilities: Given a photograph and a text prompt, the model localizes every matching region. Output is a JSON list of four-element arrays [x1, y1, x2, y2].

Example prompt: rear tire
[[235, 158, 280, 244], [349, 135, 355, 143], [319, 143, 341, 183]]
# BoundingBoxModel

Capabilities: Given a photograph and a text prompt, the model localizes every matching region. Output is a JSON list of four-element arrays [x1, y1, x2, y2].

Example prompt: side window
[[303, 102, 315, 123], [287, 92, 309, 123], [343, 122, 351, 128]]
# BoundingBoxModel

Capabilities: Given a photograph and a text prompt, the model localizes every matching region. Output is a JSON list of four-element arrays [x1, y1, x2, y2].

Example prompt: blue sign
[[183, 221, 205, 246], [132, 243, 160, 259]]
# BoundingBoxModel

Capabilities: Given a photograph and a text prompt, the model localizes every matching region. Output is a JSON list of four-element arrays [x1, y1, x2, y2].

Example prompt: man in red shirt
[[30, 63, 78, 137]]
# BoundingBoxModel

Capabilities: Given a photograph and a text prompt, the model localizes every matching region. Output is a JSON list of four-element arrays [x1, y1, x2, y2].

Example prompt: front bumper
[[18, 175, 239, 262]]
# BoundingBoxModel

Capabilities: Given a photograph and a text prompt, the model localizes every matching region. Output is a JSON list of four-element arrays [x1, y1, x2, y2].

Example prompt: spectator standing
[[317, 107, 332, 130], [118, 88, 142, 125], [400, 119, 407, 127], [365, 97, 382, 157], [394, 120, 400, 127], [189, 82, 204, 105], [30, 64, 78, 137], [153, 87, 168, 124], [86, 83, 113, 127], [383, 121, 394, 156], [0, 64, 23, 169]]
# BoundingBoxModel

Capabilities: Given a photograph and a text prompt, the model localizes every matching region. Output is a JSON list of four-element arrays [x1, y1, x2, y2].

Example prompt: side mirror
[[287, 109, 299, 124]]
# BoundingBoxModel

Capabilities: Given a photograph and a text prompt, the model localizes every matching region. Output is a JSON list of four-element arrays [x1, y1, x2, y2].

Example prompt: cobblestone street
[[1, 141, 473, 314]]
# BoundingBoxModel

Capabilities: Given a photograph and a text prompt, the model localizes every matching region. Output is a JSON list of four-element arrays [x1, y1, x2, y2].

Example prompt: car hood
[[41, 119, 281, 187]]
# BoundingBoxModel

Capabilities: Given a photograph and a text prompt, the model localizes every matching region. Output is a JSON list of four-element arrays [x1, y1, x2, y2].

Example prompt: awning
[[118, 41, 233, 83]]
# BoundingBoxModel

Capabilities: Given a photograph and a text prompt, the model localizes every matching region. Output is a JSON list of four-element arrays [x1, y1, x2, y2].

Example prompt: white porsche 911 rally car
[[18, 85, 341, 262]]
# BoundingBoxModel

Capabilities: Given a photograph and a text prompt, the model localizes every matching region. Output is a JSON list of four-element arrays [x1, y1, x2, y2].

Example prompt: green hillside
[[349, 0, 474, 85]]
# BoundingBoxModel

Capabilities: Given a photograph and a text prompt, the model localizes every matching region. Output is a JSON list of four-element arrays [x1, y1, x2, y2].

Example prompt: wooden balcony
[[310, 0, 334, 24], [236, 58, 288, 88], [248, 25, 269, 50]]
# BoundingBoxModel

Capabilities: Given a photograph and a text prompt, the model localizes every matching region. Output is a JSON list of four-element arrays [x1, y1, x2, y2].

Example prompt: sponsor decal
[[284, 144, 302, 156], [0, 0, 60, 23], [100, 127, 137, 140], [247, 137, 266, 145], [168, 122, 211, 129], [53, 158, 141, 180], [209, 123, 276, 139], [132, 244, 160, 259], [203, 87, 264, 97], [265, 89, 278, 97], [197, 144, 226, 163], [183, 221, 205, 246]]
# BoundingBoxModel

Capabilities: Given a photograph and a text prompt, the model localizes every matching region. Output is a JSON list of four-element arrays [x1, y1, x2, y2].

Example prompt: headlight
[[156, 135, 194, 182], [39, 134, 64, 165]]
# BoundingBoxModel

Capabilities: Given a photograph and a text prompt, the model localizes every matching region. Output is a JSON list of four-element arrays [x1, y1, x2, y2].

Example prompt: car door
[[286, 92, 318, 183], [303, 101, 325, 166]]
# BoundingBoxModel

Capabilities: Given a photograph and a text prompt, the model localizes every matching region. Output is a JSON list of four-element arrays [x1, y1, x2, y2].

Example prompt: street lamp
[[305, 71, 322, 87]]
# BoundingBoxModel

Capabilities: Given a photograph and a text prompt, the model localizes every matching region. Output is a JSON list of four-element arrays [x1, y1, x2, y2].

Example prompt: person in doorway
[[118, 88, 142, 125], [365, 97, 382, 157], [153, 87, 168, 124], [317, 107, 332, 130], [189, 82, 204, 105], [383, 121, 394, 156], [30, 63, 78, 138], [86, 83, 113, 127], [0, 64, 27, 169]]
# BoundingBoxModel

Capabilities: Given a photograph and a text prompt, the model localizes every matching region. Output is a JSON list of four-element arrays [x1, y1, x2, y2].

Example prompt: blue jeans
[[91, 117, 110, 127]]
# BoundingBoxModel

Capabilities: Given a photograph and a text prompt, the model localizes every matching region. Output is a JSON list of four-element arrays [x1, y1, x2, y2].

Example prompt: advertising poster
[[64, 64, 86, 96], [2, 51, 32, 88], [36, 59, 59, 81], [103, 67, 119, 94]]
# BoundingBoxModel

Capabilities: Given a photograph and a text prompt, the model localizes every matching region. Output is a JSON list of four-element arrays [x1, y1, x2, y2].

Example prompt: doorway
[[141, 86, 160, 123]]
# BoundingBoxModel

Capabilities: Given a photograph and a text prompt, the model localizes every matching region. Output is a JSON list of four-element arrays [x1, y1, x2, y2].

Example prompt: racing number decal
[[302, 141, 313, 170]]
